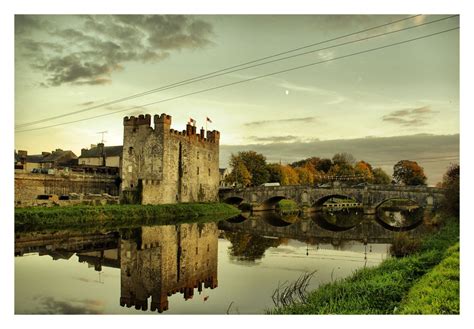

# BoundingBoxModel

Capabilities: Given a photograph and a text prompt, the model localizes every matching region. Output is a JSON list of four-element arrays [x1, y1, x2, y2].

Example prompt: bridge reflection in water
[[219, 206, 430, 246]]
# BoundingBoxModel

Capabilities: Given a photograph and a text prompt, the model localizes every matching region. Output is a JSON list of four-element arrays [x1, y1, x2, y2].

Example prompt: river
[[15, 207, 429, 314]]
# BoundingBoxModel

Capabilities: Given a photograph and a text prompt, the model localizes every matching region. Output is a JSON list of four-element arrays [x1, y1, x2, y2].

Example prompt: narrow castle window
[[197, 167, 199, 175], [128, 147, 133, 155], [208, 153, 211, 161], [197, 151, 200, 159], [208, 168, 211, 176], [196, 247, 198, 255]]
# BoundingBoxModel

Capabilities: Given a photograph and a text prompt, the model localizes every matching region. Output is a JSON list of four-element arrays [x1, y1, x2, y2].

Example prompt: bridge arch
[[375, 197, 424, 231], [313, 194, 362, 208], [374, 216, 423, 232], [374, 197, 420, 210], [226, 214, 248, 224], [260, 211, 296, 227], [223, 196, 245, 206], [260, 195, 298, 211], [311, 212, 357, 232]]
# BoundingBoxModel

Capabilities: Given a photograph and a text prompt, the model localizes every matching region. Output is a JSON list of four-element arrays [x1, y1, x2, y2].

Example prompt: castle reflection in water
[[15, 222, 219, 313]]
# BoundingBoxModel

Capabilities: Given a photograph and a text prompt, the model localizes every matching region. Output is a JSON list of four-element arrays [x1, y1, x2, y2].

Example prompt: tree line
[[225, 151, 428, 187]]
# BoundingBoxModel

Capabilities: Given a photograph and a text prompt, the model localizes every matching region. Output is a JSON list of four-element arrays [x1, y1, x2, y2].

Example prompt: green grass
[[270, 216, 459, 314], [15, 203, 240, 232], [277, 199, 299, 212], [397, 243, 459, 314]]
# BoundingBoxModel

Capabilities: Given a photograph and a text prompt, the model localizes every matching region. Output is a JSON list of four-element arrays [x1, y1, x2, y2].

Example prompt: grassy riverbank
[[270, 217, 459, 314], [397, 242, 459, 314], [15, 203, 240, 232]]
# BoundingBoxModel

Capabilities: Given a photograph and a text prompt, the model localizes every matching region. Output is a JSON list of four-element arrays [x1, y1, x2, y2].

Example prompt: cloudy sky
[[14, 14, 460, 183]]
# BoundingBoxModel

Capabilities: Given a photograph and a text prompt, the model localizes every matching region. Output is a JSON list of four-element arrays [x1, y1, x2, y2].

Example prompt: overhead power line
[[15, 26, 459, 133], [16, 15, 457, 129], [16, 14, 421, 128]]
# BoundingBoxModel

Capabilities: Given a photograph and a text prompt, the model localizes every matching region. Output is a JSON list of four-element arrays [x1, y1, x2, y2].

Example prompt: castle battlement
[[154, 113, 172, 125], [123, 114, 152, 126], [124, 113, 220, 144]]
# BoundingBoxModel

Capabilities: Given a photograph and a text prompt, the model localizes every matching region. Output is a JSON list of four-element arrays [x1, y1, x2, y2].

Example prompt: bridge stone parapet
[[219, 185, 444, 213]]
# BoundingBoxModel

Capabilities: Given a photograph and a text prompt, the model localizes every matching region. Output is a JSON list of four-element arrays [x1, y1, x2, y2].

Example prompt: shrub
[[390, 233, 422, 257]]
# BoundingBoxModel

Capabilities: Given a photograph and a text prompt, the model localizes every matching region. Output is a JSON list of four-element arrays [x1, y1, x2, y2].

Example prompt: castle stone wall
[[15, 172, 118, 205], [121, 113, 220, 204]]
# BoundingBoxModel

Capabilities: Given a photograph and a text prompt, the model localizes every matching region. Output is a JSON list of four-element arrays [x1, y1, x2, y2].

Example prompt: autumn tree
[[230, 151, 269, 186], [441, 163, 459, 216], [354, 160, 374, 183], [295, 166, 314, 185], [392, 160, 427, 186], [290, 157, 320, 169], [226, 158, 251, 187], [327, 162, 355, 179], [332, 152, 356, 166], [280, 165, 299, 185], [316, 158, 332, 173], [372, 167, 391, 185], [266, 163, 283, 184]]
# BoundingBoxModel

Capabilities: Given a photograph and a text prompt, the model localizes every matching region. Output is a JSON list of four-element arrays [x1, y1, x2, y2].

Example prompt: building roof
[[42, 150, 77, 163], [15, 149, 77, 164], [79, 145, 123, 158], [26, 154, 46, 163]]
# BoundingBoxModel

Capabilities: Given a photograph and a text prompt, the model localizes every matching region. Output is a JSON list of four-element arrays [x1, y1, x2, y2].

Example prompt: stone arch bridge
[[219, 185, 444, 214]]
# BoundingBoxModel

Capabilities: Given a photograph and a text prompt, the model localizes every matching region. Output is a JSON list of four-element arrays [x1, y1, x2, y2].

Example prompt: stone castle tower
[[121, 113, 220, 204]]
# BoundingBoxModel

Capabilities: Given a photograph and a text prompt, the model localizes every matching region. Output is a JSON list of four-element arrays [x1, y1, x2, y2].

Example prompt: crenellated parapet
[[153, 113, 172, 132], [206, 130, 220, 143], [123, 114, 152, 126], [124, 113, 220, 144]]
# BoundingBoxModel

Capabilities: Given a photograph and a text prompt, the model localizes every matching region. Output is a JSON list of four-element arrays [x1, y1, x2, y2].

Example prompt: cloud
[[382, 106, 438, 127], [32, 296, 105, 314], [247, 135, 302, 143], [15, 15, 215, 87], [14, 15, 51, 35], [244, 116, 318, 127]]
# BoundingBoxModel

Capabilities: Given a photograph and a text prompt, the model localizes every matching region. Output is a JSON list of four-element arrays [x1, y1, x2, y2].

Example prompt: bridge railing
[[220, 184, 443, 192]]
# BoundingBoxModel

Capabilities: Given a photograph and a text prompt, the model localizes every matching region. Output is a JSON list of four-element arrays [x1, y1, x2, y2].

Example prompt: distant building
[[41, 149, 78, 169], [78, 143, 123, 171], [219, 168, 231, 187], [14, 149, 77, 172], [121, 113, 220, 204]]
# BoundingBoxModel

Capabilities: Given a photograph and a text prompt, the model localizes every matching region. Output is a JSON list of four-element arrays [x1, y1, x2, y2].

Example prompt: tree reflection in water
[[224, 231, 285, 262]]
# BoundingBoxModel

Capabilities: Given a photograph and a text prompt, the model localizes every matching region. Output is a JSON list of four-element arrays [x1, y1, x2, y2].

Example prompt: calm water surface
[[15, 210, 427, 314]]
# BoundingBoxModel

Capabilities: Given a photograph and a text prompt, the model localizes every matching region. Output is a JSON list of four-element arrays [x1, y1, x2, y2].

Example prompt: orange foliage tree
[[392, 160, 427, 186]]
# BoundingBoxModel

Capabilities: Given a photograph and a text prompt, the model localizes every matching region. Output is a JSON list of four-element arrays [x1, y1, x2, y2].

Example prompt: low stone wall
[[15, 172, 119, 206]]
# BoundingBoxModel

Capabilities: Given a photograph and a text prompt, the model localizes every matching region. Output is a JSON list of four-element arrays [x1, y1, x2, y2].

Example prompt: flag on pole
[[189, 118, 196, 126], [206, 117, 212, 123]]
